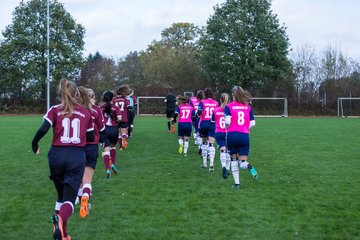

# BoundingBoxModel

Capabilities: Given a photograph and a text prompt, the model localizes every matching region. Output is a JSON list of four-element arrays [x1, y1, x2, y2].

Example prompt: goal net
[[251, 98, 288, 117], [337, 97, 360, 117], [137, 96, 288, 117], [137, 96, 165, 115]]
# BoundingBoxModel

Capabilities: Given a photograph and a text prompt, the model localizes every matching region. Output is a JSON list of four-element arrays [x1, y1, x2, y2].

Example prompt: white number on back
[[238, 111, 245, 125], [61, 118, 81, 144]]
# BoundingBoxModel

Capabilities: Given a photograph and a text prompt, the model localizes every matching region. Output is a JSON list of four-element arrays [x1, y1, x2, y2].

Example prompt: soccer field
[[0, 115, 359, 239]]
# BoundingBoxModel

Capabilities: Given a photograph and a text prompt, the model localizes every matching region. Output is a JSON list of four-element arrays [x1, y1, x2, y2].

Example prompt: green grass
[[0, 115, 359, 239]]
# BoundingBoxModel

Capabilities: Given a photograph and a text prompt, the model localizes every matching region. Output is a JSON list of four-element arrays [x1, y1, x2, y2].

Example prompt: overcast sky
[[1, 0, 359, 60]]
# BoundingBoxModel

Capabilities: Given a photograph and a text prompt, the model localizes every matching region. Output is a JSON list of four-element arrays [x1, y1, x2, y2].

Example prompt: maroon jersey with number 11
[[44, 104, 94, 147]]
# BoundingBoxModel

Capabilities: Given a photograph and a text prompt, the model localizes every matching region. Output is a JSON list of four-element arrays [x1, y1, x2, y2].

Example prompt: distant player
[[100, 91, 122, 178], [189, 90, 204, 150], [212, 93, 231, 179], [197, 88, 219, 171], [126, 88, 137, 138], [164, 88, 177, 133], [77, 87, 105, 219], [31, 79, 94, 240], [225, 86, 258, 189], [173, 95, 195, 156], [114, 85, 131, 150]]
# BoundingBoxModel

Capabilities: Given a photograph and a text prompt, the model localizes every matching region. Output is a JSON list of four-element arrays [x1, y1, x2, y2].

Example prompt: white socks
[[231, 160, 240, 185], [220, 151, 227, 168], [184, 140, 189, 154], [240, 160, 250, 170]]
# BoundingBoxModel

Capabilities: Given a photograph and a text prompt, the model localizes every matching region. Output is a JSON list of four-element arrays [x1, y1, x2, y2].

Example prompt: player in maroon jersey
[[114, 85, 131, 150], [100, 91, 122, 178], [76, 87, 106, 219], [31, 79, 94, 240]]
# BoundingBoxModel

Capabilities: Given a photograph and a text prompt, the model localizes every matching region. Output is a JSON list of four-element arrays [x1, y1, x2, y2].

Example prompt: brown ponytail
[[58, 79, 78, 117], [77, 86, 92, 110], [232, 86, 252, 104]]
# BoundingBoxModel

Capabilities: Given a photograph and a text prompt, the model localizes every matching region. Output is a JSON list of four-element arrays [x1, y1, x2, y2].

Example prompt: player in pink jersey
[[31, 79, 94, 240], [173, 95, 196, 156], [197, 88, 219, 172], [225, 86, 258, 188], [212, 93, 231, 179], [100, 91, 122, 178], [114, 85, 131, 150], [76, 87, 106, 219], [189, 90, 204, 151]]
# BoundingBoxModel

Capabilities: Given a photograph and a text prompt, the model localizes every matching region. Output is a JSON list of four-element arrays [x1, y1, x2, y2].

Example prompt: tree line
[[0, 0, 359, 115]]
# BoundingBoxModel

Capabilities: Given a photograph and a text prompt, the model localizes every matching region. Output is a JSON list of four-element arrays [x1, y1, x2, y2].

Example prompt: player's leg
[[227, 133, 240, 188], [183, 123, 192, 156], [238, 133, 258, 180], [178, 137, 184, 154], [121, 125, 128, 149], [170, 111, 176, 133], [208, 138, 216, 172], [102, 146, 111, 178], [110, 145, 119, 174], [166, 109, 172, 132], [201, 138, 208, 168]]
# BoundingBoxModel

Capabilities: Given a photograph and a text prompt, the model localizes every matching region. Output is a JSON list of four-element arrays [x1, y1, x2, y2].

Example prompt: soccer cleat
[[106, 170, 111, 178], [178, 144, 184, 154], [200, 163, 207, 169], [122, 138, 128, 149], [209, 166, 214, 172], [222, 167, 228, 179], [232, 184, 240, 189], [184, 153, 187, 157], [249, 167, 258, 180], [111, 164, 119, 174], [51, 214, 63, 240], [80, 196, 89, 219], [171, 125, 176, 133]]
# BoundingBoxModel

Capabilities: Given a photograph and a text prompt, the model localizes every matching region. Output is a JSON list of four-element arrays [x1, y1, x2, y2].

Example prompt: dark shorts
[[127, 111, 135, 125], [85, 144, 99, 169], [193, 117, 200, 132], [215, 132, 227, 148], [226, 132, 250, 156], [166, 109, 175, 118], [48, 146, 86, 191], [119, 121, 128, 128], [178, 122, 192, 137], [104, 126, 118, 147], [199, 121, 215, 138]]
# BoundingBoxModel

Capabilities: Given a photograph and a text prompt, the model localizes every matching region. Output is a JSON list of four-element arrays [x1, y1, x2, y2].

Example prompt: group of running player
[[169, 86, 259, 189], [30, 79, 257, 239], [31, 79, 136, 240]]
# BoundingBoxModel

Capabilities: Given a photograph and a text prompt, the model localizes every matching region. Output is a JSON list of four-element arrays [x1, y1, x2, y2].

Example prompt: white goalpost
[[337, 97, 360, 117], [137, 96, 288, 117], [251, 97, 288, 117]]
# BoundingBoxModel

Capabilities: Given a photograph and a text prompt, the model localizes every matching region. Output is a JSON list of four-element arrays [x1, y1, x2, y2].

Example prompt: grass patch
[[0, 116, 359, 239]]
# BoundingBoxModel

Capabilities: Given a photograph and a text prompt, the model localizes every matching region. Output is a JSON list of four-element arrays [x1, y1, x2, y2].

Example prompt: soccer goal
[[137, 96, 165, 116], [337, 97, 360, 117], [251, 97, 288, 117]]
